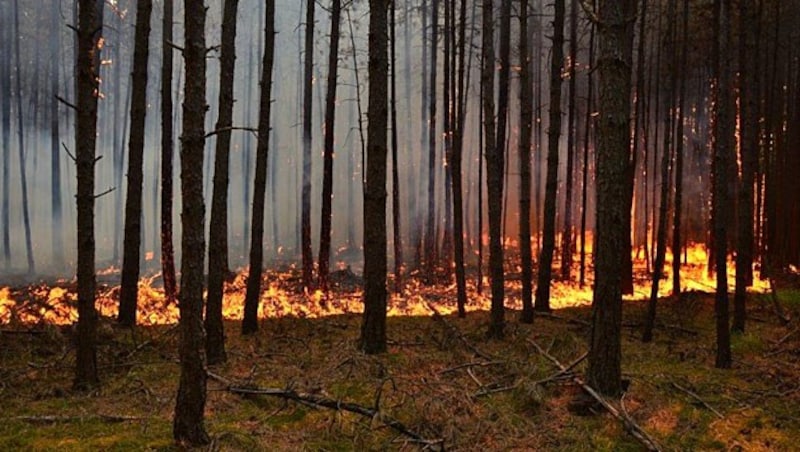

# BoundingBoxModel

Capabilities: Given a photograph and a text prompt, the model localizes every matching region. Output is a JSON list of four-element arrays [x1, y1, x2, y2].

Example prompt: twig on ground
[[207, 371, 443, 449], [10, 414, 143, 424], [534, 352, 588, 386], [440, 361, 505, 375], [538, 312, 591, 327], [528, 338, 663, 452], [123, 324, 179, 359], [670, 381, 723, 418], [425, 301, 494, 360]]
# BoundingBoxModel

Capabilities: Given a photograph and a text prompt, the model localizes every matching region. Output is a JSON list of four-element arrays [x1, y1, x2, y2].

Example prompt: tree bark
[[535, 0, 565, 313], [389, 0, 404, 293], [451, 0, 468, 317], [301, 0, 315, 290], [518, 0, 534, 323], [560, 0, 578, 281], [160, 0, 177, 307], [579, 13, 596, 288], [671, 0, 689, 298], [319, 0, 342, 292], [173, 0, 210, 444], [360, 0, 389, 355], [587, 0, 636, 398], [205, 0, 239, 364], [119, 0, 153, 327], [241, 1, 276, 336], [425, 0, 439, 279], [51, 0, 64, 269]]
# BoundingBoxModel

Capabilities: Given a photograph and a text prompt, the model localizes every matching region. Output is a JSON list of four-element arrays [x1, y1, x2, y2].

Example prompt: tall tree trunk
[[119, 0, 153, 327], [301, 0, 315, 290], [518, 0, 534, 323], [160, 0, 177, 307], [450, 0, 468, 317], [1, 0, 10, 266], [712, 0, 732, 369], [360, 0, 389, 355], [206, 0, 239, 364], [51, 0, 64, 269], [487, 0, 510, 338], [389, 0, 403, 293], [414, 0, 429, 270], [425, 0, 439, 279], [319, 0, 342, 292], [672, 0, 689, 297], [241, 2, 276, 336], [12, 0, 34, 273], [535, 0, 565, 313], [732, 0, 758, 333], [73, 0, 104, 391], [173, 0, 210, 444], [579, 12, 596, 288], [587, 0, 636, 398], [560, 0, 578, 281], [643, 0, 677, 344]]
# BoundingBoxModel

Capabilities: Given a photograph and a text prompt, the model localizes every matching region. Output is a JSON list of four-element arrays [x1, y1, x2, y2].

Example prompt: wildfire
[[0, 242, 771, 327]]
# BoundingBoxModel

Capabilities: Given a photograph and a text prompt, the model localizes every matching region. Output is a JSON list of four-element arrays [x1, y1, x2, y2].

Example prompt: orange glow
[[0, 242, 771, 326]]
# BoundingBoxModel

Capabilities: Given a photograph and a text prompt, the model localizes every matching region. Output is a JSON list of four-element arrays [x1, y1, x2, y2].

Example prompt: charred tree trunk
[[73, 0, 104, 391], [712, 0, 732, 369], [450, 0, 468, 317], [173, 0, 210, 445], [535, 0, 565, 313], [160, 0, 177, 306], [360, 0, 389, 355], [301, 0, 315, 290], [579, 12, 596, 288], [119, 0, 153, 327], [206, 0, 239, 364], [1, 0, 10, 266], [587, 0, 636, 398], [241, 2, 276, 336], [319, 0, 342, 292], [425, 0, 439, 279], [518, 0, 534, 323], [672, 0, 689, 297]]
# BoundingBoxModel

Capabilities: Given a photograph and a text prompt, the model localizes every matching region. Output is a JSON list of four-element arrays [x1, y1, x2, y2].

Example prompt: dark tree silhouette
[[241, 0, 276, 336], [535, 0, 564, 313], [119, 0, 153, 327], [73, 0, 104, 391], [360, 0, 389, 355], [587, 0, 637, 397], [206, 0, 240, 365], [518, 0, 534, 323], [173, 0, 210, 444], [160, 0, 177, 307], [301, 0, 315, 290], [319, 0, 342, 292], [50, 0, 64, 269], [560, 0, 578, 281]]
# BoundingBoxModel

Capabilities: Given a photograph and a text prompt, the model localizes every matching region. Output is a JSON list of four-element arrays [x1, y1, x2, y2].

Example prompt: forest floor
[[2, 273, 800, 451]]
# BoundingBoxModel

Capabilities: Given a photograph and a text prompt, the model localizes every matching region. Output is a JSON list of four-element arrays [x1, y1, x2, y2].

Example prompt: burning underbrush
[[0, 243, 772, 327]]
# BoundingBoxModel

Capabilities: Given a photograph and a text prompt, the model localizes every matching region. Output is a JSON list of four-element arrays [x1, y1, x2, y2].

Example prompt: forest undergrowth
[[1, 272, 800, 451]]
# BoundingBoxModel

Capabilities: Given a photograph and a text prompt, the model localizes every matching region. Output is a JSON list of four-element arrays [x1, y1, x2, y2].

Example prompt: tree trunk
[[587, 0, 636, 398], [160, 0, 177, 307], [389, 0, 403, 293], [579, 12, 596, 288], [560, 0, 578, 281], [1, 0, 10, 266], [205, 0, 239, 364], [535, 0, 564, 313], [12, 0, 34, 273], [672, 0, 689, 298], [119, 0, 153, 327], [425, 0, 438, 280], [712, 0, 732, 369], [518, 0, 534, 323], [733, 0, 758, 333], [360, 0, 389, 355], [319, 0, 342, 292], [301, 0, 315, 290], [451, 0, 468, 317], [51, 0, 64, 269], [73, 0, 104, 391], [241, 2, 276, 336], [173, 0, 210, 444]]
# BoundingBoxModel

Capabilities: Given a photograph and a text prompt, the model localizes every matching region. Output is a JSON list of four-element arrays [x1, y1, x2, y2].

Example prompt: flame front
[[0, 242, 772, 326]]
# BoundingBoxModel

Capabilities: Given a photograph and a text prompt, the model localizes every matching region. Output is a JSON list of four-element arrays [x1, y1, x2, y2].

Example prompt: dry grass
[[1, 280, 800, 451]]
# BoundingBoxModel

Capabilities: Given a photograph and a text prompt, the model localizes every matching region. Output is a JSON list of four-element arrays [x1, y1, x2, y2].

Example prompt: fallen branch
[[440, 360, 505, 375], [528, 338, 662, 452], [537, 312, 591, 327], [769, 279, 791, 325], [425, 301, 494, 360], [622, 321, 698, 336], [123, 324, 179, 359], [534, 352, 588, 387], [208, 371, 443, 449], [670, 382, 723, 419], [10, 414, 143, 425]]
